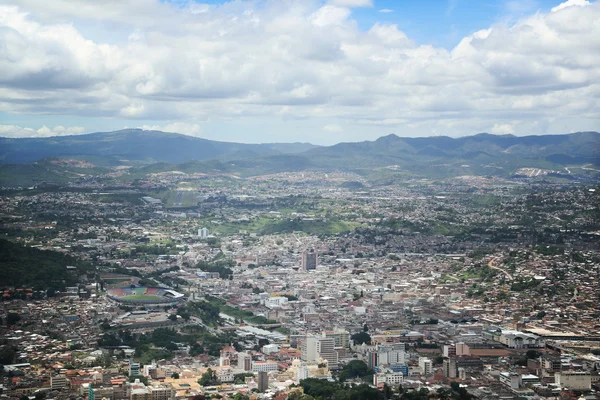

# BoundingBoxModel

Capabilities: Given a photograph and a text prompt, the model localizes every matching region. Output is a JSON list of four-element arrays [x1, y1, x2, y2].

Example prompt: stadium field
[[120, 295, 164, 301]]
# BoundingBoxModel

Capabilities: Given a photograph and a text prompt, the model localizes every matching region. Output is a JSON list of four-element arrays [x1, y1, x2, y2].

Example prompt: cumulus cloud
[[0, 125, 86, 138], [139, 122, 203, 137], [491, 123, 515, 135], [551, 0, 590, 12], [327, 0, 373, 7], [0, 0, 599, 139], [323, 124, 344, 133]]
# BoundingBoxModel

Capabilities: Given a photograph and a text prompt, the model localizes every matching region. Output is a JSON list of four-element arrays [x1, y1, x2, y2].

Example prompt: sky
[[0, 0, 598, 144]]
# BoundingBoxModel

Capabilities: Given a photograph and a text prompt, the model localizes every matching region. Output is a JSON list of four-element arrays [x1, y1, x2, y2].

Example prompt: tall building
[[443, 358, 458, 378], [257, 371, 269, 393], [238, 352, 252, 371], [129, 359, 141, 377], [325, 329, 350, 348], [301, 251, 318, 271], [418, 357, 433, 376], [302, 336, 338, 370], [50, 374, 68, 390], [198, 227, 209, 238]]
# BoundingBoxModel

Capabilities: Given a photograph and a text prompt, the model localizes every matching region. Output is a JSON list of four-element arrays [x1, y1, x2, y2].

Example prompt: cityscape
[[1, 0, 600, 400]]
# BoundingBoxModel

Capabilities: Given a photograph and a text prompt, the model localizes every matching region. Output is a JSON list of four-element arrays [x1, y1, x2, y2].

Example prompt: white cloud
[[0, 125, 86, 138], [379, 9, 394, 13], [327, 0, 373, 7], [551, 0, 590, 12], [323, 124, 343, 133], [491, 123, 515, 134], [0, 1, 599, 139], [140, 122, 202, 137]]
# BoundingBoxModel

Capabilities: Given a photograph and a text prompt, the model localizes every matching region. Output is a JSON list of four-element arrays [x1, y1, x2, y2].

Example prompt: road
[[488, 258, 514, 281]]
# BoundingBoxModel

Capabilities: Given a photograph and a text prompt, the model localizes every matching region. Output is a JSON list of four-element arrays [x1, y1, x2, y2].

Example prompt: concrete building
[[257, 371, 269, 393], [238, 352, 252, 371], [252, 361, 279, 372], [418, 357, 433, 376], [374, 368, 405, 387], [325, 329, 350, 348], [301, 251, 318, 271], [500, 372, 521, 389], [443, 358, 458, 378], [302, 336, 338, 370], [129, 359, 141, 377], [555, 371, 592, 391], [50, 374, 68, 390], [198, 228, 209, 238]]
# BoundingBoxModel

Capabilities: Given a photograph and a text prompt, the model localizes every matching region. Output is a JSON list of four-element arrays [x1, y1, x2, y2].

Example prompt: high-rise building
[[238, 352, 252, 371], [302, 336, 338, 370], [418, 357, 433, 376], [325, 329, 350, 348], [257, 371, 269, 393], [198, 228, 209, 238], [50, 374, 68, 390], [443, 358, 458, 378], [129, 359, 141, 377], [301, 251, 318, 271]]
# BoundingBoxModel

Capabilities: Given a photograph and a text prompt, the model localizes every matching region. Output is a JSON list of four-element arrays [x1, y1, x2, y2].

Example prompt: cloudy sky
[[0, 0, 598, 144]]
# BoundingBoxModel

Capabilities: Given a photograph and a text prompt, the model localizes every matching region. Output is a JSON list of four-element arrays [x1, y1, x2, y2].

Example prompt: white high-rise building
[[198, 227, 209, 238], [238, 352, 252, 371], [419, 357, 433, 376]]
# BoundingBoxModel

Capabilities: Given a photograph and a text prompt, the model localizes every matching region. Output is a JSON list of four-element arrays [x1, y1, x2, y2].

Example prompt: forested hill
[[0, 239, 91, 291]]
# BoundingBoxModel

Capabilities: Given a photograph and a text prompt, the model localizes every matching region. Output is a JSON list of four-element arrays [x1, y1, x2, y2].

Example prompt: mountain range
[[0, 129, 319, 165], [0, 130, 598, 186]]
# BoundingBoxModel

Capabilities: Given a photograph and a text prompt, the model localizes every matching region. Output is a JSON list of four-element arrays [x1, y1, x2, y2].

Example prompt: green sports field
[[121, 295, 164, 301]]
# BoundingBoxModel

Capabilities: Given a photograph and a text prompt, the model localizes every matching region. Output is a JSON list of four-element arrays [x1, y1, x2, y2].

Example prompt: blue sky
[[0, 0, 598, 144]]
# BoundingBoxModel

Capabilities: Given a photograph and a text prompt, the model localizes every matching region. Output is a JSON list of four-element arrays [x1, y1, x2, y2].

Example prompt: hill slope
[[0, 129, 319, 164]]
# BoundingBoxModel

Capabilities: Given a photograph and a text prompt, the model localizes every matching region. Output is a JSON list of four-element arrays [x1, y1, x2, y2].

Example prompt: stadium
[[106, 286, 185, 305]]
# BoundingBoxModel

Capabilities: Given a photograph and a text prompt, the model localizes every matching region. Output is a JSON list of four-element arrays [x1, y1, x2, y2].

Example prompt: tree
[[198, 368, 219, 386], [168, 314, 178, 322], [338, 360, 373, 382], [526, 350, 541, 359], [6, 313, 21, 326], [351, 331, 371, 345], [171, 372, 179, 379]]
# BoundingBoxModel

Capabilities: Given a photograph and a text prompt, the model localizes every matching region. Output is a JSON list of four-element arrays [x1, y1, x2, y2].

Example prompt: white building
[[418, 357, 433, 376], [198, 228, 209, 238], [302, 336, 338, 370], [238, 352, 252, 371], [497, 330, 544, 348], [555, 371, 592, 391], [265, 296, 289, 309], [373, 368, 404, 386], [51, 374, 68, 390], [263, 344, 280, 355], [252, 361, 279, 372]]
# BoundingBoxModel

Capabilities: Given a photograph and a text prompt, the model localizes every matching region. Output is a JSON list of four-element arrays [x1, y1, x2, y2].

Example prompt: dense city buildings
[[1, 168, 599, 400]]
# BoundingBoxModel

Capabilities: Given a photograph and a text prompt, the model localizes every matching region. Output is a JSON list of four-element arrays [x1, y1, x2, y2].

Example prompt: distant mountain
[[0, 129, 320, 164], [0, 131, 598, 186], [125, 131, 599, 178], [307, 132, 600, 164]]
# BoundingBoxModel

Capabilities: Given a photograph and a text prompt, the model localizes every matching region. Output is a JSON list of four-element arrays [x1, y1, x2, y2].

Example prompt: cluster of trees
[[297, 378, 384, 400], [350, 332, 371, 345], [0, 238, 91, 291], [510, 277, 541, 292], [338, 360, 373, 383], [98, 326, 238, 362], [179, 301, 220, 325], [195, 260, 235, 279]]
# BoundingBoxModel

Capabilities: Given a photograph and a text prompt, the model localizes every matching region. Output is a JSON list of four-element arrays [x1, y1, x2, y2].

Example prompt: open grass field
[[120, 295, 164, 301]]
